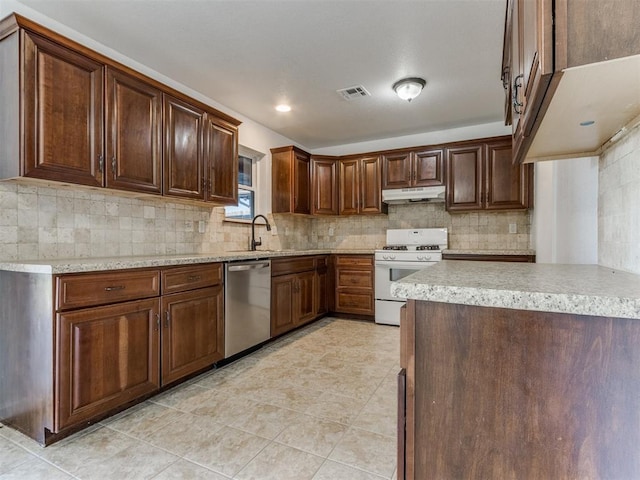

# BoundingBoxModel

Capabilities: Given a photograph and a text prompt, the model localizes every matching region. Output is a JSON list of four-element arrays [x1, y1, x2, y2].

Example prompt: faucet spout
[[250, 214, 272, 251]]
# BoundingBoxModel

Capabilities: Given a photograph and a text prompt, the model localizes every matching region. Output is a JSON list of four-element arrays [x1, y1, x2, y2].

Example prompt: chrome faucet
[[250, 214, 272, 251]]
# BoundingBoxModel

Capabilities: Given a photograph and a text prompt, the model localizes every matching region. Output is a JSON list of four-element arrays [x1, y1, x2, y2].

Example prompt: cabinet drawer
[[56, 269, 160, 311], [335, 255, 373, 266], [162, 263, 222, 294], [337, 269, 373, 289], [335, 290, 374, 314], [271, 256, 315, 276]]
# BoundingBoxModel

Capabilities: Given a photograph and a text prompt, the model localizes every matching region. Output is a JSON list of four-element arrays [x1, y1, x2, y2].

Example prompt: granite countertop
[[392, 260, 640, 319], [443, 249, 536, 256], [0, 249, 375, 274]]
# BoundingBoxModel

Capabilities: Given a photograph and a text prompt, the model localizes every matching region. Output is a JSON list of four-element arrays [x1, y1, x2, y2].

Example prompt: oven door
[[375, 260, 435, 301]]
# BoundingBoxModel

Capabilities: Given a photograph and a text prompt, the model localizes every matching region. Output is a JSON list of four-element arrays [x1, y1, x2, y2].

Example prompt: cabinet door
[[22, 31, 103, 187], [105, 67, 162, 194], [271, 275, 296, 337], [382, 151, 412, 189], [360, 155, 383, 214], [55, 298, 160, 431], [486, 141, 529, 210], [163, 95, 205, 199], [315, 259, 329, 316], [293, 150, 311, 214], [518, 0, 554, 138], [295, 270, 316, 325], [446, 145, 484, 212], [204, 115, 238, 204], [413, 149, 444, 187], [161, 286, 224, 385], [311, 158, 338, 215], [339, 158, 359, 215]]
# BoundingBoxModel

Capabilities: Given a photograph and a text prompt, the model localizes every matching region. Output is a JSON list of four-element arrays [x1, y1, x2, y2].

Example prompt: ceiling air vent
[[337, 85, 371, 101]]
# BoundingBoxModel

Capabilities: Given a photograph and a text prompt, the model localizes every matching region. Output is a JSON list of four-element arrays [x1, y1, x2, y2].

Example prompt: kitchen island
[[393, 261, 640, 480]]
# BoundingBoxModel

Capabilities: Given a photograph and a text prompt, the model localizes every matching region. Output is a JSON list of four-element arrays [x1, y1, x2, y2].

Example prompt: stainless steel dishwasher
[[224, 259, 271, 358]]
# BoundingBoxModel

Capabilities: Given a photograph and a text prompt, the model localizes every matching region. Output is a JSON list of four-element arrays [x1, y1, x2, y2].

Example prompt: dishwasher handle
[[227, 262, 270, 272]]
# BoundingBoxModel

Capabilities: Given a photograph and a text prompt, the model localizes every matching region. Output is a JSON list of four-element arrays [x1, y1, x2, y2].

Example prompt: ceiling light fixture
[[275, 104, 291, 112], [392, 77, 426, 102]]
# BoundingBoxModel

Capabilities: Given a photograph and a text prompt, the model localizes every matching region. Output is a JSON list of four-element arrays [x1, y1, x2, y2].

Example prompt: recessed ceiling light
[[275, 104, 291, 112]]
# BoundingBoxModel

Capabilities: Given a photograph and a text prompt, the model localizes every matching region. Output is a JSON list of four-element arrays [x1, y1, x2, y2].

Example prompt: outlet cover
[[509, 223, 517, 234]]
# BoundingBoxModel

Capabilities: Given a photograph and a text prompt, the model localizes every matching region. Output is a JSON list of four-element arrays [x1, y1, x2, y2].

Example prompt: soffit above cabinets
[[527, 54, 640, 161]]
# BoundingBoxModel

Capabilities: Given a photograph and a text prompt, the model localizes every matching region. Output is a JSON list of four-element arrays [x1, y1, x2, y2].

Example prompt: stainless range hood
[[381, 185, 445, 204]]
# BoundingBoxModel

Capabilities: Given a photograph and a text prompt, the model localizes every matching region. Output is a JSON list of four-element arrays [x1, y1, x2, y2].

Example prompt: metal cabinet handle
[[512, 74, 524, 114], [111, 156, 117, 178], [165, 311, 170, 328], [98, 154, 104, 173], [187, 275, 202, 281], [104, 285, 125, 291], [227, 262, 270, 272]]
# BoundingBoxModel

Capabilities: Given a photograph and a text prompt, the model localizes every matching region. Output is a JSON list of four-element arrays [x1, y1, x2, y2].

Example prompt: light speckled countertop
[[392, 260, 640, 319], [443, 249, 535, 256], [0, 249, 374, 274]]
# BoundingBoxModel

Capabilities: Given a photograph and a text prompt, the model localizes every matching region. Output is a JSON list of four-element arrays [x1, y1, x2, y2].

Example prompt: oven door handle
[[375, 260, 435, 269]]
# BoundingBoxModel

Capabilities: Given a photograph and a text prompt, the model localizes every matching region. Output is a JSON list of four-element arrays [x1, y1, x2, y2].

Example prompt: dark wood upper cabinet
[[382, 149, 444, 189], [21, 30, 104, 187], [446, 137, 531, 212], [204, 116, 238, 205], [381, 151, 412, 189], [105, 67, 162, 194], [339, 155, 385, 215], [0, 14, 240, 202], [271, 146, 311, 214], [414, 149, 444, 187], [311, 156, 338, 215], [163, 95, 205, 200], [360, 155, 384, 214], [486, 140, 530, 210], [503, 0, 640, 163]]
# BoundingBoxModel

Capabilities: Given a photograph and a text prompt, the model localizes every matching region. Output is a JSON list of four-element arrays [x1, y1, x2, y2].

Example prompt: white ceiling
[[15, 0, 507, 149]]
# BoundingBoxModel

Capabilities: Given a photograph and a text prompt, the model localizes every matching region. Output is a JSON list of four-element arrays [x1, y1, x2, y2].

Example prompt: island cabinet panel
[[55, 298, 160, 431], [22, 30, 104, 186], [105, 67, 163, 194], [401, 300, 640, 479]]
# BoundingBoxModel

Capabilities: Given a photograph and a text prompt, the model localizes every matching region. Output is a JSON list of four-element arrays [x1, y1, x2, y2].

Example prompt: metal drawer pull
[[104, 285, 126, 291], [187, 275, 202, 281]]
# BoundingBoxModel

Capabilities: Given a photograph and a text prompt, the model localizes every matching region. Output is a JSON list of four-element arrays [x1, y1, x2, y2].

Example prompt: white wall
[[532, 157, 598, 264], [311, 122, 511, 156], [598, 124, 640, 274]]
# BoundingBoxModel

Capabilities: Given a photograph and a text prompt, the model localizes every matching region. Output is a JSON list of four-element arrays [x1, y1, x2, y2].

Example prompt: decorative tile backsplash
[[598, 123, 640, 274], [0, 179, 532, 262]]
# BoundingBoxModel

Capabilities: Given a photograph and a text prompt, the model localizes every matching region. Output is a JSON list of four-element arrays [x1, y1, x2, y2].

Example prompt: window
[[224, 146, 263, 222]]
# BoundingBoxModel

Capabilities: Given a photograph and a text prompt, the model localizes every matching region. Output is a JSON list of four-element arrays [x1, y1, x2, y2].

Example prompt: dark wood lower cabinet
[[271, 255, 329, 338], [55, 298, 160, 431], [161, 285, 224, 386], [401, 299, 640, 479], [0, 263, 224, 445], [333, 254, 375, 316]]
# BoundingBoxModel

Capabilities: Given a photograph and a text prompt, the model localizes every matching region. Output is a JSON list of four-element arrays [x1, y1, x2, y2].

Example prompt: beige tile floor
[[0, 317, 400, 479]]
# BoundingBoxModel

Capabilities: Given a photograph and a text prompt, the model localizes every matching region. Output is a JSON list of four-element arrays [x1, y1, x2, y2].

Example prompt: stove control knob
[[417, 255, 432, 261]]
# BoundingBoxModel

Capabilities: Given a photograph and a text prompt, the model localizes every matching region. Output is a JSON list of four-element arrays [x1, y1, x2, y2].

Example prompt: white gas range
[[374, 228, 448, 325]]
